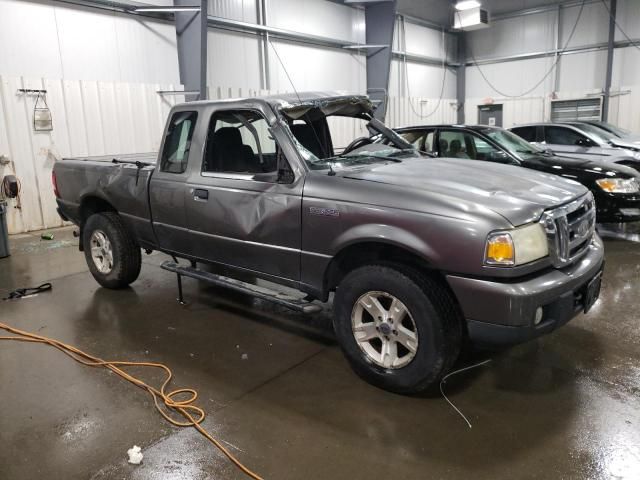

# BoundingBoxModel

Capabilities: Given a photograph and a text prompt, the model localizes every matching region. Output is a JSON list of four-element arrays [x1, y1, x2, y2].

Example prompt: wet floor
[[0, 226, 639, 479]]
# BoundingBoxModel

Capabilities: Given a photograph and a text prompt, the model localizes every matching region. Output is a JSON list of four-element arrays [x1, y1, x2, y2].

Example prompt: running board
[[161, 261, 323, 314]]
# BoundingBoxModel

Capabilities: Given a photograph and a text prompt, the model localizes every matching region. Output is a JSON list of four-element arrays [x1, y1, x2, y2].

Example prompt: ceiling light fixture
[[455, 0, 481, 11], [133, 6, 201, 12]]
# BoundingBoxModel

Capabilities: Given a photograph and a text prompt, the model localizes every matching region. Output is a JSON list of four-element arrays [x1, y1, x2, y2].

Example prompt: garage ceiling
[[396, 0, 565, 26]]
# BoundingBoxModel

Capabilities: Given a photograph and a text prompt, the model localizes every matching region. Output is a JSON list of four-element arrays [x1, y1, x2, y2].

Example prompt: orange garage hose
[[0, 320, 264, 480]]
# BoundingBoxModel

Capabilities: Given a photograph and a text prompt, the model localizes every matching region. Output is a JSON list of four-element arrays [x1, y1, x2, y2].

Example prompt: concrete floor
[[1, 226, 639, 480]]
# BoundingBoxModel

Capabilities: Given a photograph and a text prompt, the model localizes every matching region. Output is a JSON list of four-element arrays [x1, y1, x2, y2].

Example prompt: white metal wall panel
[[267, 40, 366, 93], [465, 10, 557, 60], [609, 85, 640, 133], [400, 22, 457, 62], [560, 1, 609, 47], [209, 0, 258, 23], [386, 96, 458, 128], [389, 60, 457, 99], [615, 0, 640, 40], [557, 50, 607, 92], [266, 0, 365, 44], [208, 30, 263, 91], [0, 76, 180, 234], [612, 46, 640, 89], [0, 0, 179, 84], [465, 56, 555, 99]]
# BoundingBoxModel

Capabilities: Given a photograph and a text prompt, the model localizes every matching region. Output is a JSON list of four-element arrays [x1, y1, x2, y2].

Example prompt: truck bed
[[62, 152, 158, 164], [55, 152, 158, 248]]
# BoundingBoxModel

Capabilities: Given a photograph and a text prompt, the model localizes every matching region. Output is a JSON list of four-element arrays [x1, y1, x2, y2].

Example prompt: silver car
[[580, 120, 640, 144], [509, 122, 640, 166]]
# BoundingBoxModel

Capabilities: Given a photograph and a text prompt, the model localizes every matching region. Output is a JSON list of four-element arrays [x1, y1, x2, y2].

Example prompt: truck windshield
[[280, 99, 417, 170]]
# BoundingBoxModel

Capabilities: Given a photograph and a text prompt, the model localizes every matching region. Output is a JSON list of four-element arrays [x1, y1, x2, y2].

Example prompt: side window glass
[[203, 110, 279, 175], [512, 126, 535, 142], [422, 131, 435, 153], [545, 127, 583, 146], [472, 136, 498, 159], [401, 131, 435, 154], [439, 130, 472, 159], [160, 111, 197, 174]]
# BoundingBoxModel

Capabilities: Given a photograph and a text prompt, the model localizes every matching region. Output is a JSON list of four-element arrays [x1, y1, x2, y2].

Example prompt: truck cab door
[[184, 105, 303, 282], [149, 109, 199, 254]]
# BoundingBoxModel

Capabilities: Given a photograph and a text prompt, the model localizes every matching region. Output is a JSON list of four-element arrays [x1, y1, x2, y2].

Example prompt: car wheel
[[333, 264, 462, 394], [83, 212, 141, 289]]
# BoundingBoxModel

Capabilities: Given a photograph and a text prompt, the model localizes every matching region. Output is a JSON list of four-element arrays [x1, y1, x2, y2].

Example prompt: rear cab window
[[160, 111, 198, 174]]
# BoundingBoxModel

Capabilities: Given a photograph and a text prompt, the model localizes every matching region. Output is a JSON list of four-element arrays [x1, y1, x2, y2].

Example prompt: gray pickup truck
[[53, 92, 604, 394]]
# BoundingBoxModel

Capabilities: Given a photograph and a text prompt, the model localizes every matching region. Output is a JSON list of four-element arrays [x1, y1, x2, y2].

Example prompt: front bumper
[[594, 190, 640, 223], [446, 234, 605, 346]]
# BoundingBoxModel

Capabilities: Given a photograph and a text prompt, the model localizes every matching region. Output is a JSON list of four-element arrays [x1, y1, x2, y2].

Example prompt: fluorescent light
[[455, 0, 481, 10], [133, 6, 201, 12]]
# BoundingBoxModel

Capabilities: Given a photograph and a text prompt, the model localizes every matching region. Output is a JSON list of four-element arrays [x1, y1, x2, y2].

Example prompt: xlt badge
[[309, 206, 339, 217]]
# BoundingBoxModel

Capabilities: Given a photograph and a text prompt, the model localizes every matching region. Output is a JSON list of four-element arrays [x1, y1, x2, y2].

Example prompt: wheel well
[[77, 196, 117, 251], [80, 196, 116, 224], [325, 242, 434, 293]]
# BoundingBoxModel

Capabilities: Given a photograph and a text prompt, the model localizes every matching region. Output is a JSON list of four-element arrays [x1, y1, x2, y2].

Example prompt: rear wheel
[[333, 264, 462, 394], [83, 212, 141, 289]]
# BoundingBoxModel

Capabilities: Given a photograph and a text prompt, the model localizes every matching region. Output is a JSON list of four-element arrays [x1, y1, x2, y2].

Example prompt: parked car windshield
[[590, 121, 631, 138], [568, 123, 615, 144], [481, 128, 544, 159]]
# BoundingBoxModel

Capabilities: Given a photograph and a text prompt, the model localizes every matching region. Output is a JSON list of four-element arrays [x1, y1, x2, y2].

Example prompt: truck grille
[[541, 193, 596, 268]]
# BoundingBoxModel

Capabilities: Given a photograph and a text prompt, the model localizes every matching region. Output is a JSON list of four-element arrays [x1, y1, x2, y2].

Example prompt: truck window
[[160, 111, 198, 174], [204, 110, 278, 174]]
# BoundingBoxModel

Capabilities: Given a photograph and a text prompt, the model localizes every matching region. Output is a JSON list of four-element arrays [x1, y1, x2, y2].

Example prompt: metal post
[[174, 0, 208, 101], [257, 0, 271, 91], [602, 0, 616, 121], [365, 1, 397, 120], [554, 5, 562, 93], [456, 32, 466, 124], [176, 273, 186, 305]]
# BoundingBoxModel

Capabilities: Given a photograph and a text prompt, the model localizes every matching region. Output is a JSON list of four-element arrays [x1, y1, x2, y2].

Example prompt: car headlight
[[485, 223, 549, 266], [596, 178, 640, 193]]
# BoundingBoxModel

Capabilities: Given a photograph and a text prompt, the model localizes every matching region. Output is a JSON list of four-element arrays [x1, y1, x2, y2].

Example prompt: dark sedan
[[376, 125, 640, 223]]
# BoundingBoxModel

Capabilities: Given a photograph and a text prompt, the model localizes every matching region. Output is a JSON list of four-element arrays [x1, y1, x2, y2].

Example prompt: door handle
[[193, 188, 209, 201]]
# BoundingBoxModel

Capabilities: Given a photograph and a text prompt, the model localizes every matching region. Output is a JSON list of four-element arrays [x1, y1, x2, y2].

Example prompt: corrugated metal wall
[[463, 0, 640, 129], [0, 76, 180, 234], [0, 0, 180, 84]]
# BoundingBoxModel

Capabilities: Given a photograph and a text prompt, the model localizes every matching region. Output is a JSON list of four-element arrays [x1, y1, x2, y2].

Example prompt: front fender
[[330, 223, 441, 265]]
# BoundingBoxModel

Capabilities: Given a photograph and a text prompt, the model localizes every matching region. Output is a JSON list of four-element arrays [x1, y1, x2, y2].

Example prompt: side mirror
[[487, 151, 512, 164], [252, 171, 279, 183], [252, 168, 294, 184], [575, 137, 591, 147]]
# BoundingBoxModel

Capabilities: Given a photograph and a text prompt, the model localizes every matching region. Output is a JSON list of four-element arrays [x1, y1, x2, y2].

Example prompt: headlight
[[485, 223, 549, 266], [596, 178, 640, 193]]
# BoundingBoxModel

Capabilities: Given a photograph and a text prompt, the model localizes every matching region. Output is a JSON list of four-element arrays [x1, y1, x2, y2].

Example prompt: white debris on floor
[[127, 445, 144, 465]]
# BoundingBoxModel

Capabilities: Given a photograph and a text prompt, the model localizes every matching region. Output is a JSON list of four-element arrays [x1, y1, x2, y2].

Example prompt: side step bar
[[161, 261, 323, 314]]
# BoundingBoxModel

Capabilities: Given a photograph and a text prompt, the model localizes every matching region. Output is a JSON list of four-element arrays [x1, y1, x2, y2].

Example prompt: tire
[[333, 264, 462, 394], [82, 212, 142, 289]]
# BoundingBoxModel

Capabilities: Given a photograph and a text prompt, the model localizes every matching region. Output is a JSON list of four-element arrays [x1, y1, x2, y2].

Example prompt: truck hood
[[341, 157, 588, 226]]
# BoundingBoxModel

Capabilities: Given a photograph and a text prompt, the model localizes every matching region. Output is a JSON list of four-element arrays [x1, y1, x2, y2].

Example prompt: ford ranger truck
[[52, 92, 604, 394]]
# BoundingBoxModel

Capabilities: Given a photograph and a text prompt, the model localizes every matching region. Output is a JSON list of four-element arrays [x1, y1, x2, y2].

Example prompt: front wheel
[[83, 212, 141, 289], [333, 264, 462, 394]]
